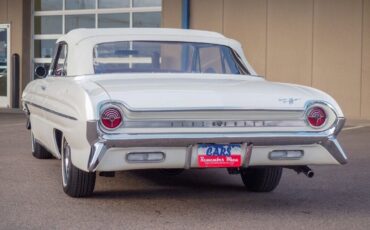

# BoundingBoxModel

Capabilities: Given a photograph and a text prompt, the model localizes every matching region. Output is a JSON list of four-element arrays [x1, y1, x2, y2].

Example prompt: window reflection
[[133, 12, 160, 27], [33, 0, 162, 80], [133, 0, 161, 7], [34, 16, 62, 34], [98, 0, 130, 8], [65, 15, 95, 33], [34, 40, 56, 58], [34, 0, 63, 11], [0, 29, 7, 96], [65, 0, 95, 10], [98, 14, 130, 28], [93, 41, 246, 74]]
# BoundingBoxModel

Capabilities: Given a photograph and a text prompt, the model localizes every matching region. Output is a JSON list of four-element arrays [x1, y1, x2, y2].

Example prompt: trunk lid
[[87, 73, 316, 111]]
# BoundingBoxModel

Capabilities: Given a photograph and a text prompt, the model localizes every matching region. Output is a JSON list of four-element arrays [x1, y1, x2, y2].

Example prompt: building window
[[65, 14, 96, 33], [34, 16, 63, 34], [65, 0, 96, 10], [32, 0, 162, 78], [98, 0, 130, 9], [98, 13, 130, 28], [133, 12, 161, 28], [35, 0, 63, 11]]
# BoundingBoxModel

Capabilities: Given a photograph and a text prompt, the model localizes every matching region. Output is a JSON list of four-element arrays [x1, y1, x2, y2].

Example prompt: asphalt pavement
[[0, 113, 369, 230]]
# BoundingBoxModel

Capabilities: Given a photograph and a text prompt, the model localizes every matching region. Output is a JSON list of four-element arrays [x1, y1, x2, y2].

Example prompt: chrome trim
[[123, 119, 307, 128], [99, 103, 124, 131], [62, 141, 71, 187], [304, 100, 338, 116], [87, 120, 100, 144], [320, 136, 347, 164], [268, 150, 304, 160], [333, 117, 346, 136], [31, 132, 35, 153], [304, 100, 338, 129], [125, 151, 166, 163], [23, 101, 77, 121], [102, 99, 335, 114], [184, 145, 193, 169], [87, 141, 107, 172], [243, 144, 253, 167], [96, 132, 327, 147], [86, 117, 347, 172], [98, 100, 339, 132]]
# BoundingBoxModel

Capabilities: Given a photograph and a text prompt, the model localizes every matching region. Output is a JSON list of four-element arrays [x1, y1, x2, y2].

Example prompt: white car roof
[[56, 28, 256, 76], [58, 28, 226, 45]]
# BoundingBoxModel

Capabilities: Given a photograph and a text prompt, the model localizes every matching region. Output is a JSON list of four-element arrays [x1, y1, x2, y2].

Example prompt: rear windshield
[[93, 41, 249, 75]]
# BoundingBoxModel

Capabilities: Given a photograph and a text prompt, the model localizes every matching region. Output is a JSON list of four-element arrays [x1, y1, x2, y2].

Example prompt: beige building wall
[[190, 0, 223, 33], [162, 0, 370, 119], [266, 0, 313, 86], [312, 0, 362, 118], [161, 0, 182, 28], [0, 0, 31, 106], [224, 0, 267, 76], [362, 0, 370, 118]]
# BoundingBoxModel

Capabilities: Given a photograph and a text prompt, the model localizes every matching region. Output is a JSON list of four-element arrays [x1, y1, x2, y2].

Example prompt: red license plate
[[197, 144, 242, 168]]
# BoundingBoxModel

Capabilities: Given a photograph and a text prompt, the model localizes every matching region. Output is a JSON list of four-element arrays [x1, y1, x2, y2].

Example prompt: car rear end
[[86, 100, 347, 173]]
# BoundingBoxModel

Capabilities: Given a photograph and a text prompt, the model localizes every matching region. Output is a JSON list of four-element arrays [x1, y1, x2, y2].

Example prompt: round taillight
[[307, 107, 327, 128], [100, 107, 122, 129]]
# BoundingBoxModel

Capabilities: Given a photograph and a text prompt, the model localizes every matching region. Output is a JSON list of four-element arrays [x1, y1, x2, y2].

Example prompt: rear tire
[[240, 167, 283, 192], [31, 132, 53, 159], [61, 137, 96, 197]]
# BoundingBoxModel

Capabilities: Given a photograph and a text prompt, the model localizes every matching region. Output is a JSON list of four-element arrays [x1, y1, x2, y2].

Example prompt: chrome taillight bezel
[[99, 104, 124, 131], [304, 101, 339, 130], [306, 106, 327, 128]]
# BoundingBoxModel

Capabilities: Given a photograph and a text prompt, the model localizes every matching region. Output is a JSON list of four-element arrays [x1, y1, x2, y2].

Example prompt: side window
[[197, 46, 240, 74], [198, 46, 223, 73], [50, 43, 68, 77]]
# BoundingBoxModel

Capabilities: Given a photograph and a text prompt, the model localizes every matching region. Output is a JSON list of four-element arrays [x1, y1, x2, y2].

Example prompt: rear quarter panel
[[42, 77, 109, 170], [24, 76, 109, 171]]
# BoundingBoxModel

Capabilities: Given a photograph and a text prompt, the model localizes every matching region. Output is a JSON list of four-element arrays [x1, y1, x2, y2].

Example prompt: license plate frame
[[197, 144, 242, 168]]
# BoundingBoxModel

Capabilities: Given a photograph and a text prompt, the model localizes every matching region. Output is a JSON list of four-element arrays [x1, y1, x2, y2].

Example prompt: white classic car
[[22, 28, 347, 197]]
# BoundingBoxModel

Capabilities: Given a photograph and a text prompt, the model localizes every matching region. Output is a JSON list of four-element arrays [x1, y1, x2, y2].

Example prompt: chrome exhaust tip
[[304, 169, 314, 178], [288, 166, 314, 178]]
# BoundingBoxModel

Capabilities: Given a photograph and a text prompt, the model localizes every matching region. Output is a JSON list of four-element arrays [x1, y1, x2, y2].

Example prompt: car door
[[27, 60, 56, 151], [40, 42, 69, 158]]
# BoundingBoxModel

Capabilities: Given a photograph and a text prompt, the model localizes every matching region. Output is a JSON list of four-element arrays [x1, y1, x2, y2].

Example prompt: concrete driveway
[[0, 114, 369, 230]]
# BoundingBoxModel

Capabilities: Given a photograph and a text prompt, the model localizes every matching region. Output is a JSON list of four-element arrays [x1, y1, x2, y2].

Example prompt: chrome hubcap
[[31, 133, 35, 153], [62, 140, 71, 187]]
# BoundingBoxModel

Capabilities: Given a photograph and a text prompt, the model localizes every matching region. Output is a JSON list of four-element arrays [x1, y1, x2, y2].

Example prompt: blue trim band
[[182, 0, 190, 29]]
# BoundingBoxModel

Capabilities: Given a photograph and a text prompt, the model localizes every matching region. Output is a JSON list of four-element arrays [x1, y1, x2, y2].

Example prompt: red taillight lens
[[101, 107, 122, 129], [307, 107, 327, 127]]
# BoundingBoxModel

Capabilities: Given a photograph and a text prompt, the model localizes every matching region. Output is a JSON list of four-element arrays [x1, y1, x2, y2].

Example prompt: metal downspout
[[182, 0, 190, 29]]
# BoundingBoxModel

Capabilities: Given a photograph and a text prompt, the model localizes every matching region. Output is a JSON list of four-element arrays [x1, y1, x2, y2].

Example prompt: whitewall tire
[[61, 137, 96, 197]]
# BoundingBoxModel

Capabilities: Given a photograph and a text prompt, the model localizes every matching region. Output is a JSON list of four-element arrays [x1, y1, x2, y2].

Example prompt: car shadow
[[92, 169, 248, 199], [89, 168, 369, 215]]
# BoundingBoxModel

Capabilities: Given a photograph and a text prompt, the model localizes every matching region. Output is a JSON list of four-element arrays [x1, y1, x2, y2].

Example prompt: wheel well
[[54, 129, 63, 156]]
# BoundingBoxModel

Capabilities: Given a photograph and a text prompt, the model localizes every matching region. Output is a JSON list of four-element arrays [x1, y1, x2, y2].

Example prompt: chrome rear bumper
[[86, 118, 347, 172]]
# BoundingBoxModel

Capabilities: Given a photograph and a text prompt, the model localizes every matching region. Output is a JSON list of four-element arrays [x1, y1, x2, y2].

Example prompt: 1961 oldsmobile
[[22, 28, 347, 197]]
